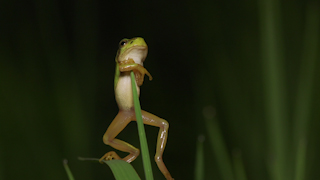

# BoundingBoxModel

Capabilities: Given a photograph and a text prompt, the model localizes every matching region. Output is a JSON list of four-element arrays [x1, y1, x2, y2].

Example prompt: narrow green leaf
[[294, 139, 307, 180], [63, 159, 75, 180], [258, 0, 287, 179], [232, 150, 248, 180], [194, 135, 205, 180], [106, 160, 141, 180], [130, 71, 154, 180], [78, 157, 141, 180], [203, 106, 234, 180], [293, 3, 319, 180]]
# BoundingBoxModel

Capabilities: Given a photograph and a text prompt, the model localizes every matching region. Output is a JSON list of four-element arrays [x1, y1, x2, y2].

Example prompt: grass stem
[[130, 71, 154, 180]]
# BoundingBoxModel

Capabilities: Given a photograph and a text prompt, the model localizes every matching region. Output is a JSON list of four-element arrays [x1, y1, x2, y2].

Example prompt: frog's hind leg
[[100, 110, 139, 163], [140, 110, 173, 180]]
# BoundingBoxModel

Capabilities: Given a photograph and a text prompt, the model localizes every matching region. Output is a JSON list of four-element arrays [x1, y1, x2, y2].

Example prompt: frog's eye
[[119, 39, 128, 47]]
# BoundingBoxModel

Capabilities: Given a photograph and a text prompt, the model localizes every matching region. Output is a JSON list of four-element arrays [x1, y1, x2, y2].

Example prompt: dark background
[[1, 0, 319, 180]]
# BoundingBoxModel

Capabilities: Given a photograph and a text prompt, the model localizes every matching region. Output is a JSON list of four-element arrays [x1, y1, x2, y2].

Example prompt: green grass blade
[[203, 106, 234, 180], [258, 0, 287, 179], [63, 159, 75, 180], [194, 135, 205, 180], [106, 160, 141, 180], [130, 71, 154, 180], [78, 157, 141, 180], [293, 3, 319, 180], [232, 150, 248, 180], [294, 139, 307, 180]]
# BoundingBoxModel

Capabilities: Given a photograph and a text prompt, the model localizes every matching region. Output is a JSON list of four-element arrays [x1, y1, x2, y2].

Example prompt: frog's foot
[[119, 59, 153, 85], [133, 70, 145, 86], [99, 151, 121, 163]]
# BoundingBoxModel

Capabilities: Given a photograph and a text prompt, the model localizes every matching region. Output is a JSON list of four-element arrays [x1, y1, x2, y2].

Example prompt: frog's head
[[116, 37, 148, 65]]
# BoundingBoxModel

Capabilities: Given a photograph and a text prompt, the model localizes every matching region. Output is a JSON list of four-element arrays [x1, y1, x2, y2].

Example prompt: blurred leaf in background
[[0, 0, 319, 180]]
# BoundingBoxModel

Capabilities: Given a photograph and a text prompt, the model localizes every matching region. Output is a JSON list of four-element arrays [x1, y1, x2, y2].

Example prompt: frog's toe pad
[[99, 151, 121, 163]]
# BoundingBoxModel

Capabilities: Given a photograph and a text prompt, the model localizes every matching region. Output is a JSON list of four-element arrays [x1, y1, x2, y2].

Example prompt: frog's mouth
[[121, 46, 148, 65]]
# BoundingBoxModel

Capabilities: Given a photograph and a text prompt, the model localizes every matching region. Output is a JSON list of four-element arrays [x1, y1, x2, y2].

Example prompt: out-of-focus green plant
[[63, 160, 75, 180]]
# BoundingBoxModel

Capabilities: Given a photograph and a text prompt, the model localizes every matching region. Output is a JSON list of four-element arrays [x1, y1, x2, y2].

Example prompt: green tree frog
[[100, 37, 173, 180]]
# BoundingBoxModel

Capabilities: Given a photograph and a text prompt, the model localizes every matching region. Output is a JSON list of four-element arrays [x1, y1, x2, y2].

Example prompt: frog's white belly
[[115, 72, 140, 110]]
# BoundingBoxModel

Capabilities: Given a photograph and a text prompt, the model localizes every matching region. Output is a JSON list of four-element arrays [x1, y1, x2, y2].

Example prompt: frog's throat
[[118, 46, 148, 65]]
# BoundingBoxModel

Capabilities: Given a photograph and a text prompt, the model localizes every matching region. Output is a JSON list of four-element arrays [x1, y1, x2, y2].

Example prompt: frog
[[100, 37, 173, 180]]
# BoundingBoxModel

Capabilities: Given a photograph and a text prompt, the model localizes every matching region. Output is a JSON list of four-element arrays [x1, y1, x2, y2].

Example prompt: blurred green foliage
[[1, 0, 319, 180]]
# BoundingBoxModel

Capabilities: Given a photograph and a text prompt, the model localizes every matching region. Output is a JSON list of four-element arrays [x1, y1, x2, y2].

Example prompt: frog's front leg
[[119, 59, 153, 86], [100, 110, 140, 163], [140, 110, 173, 180]]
